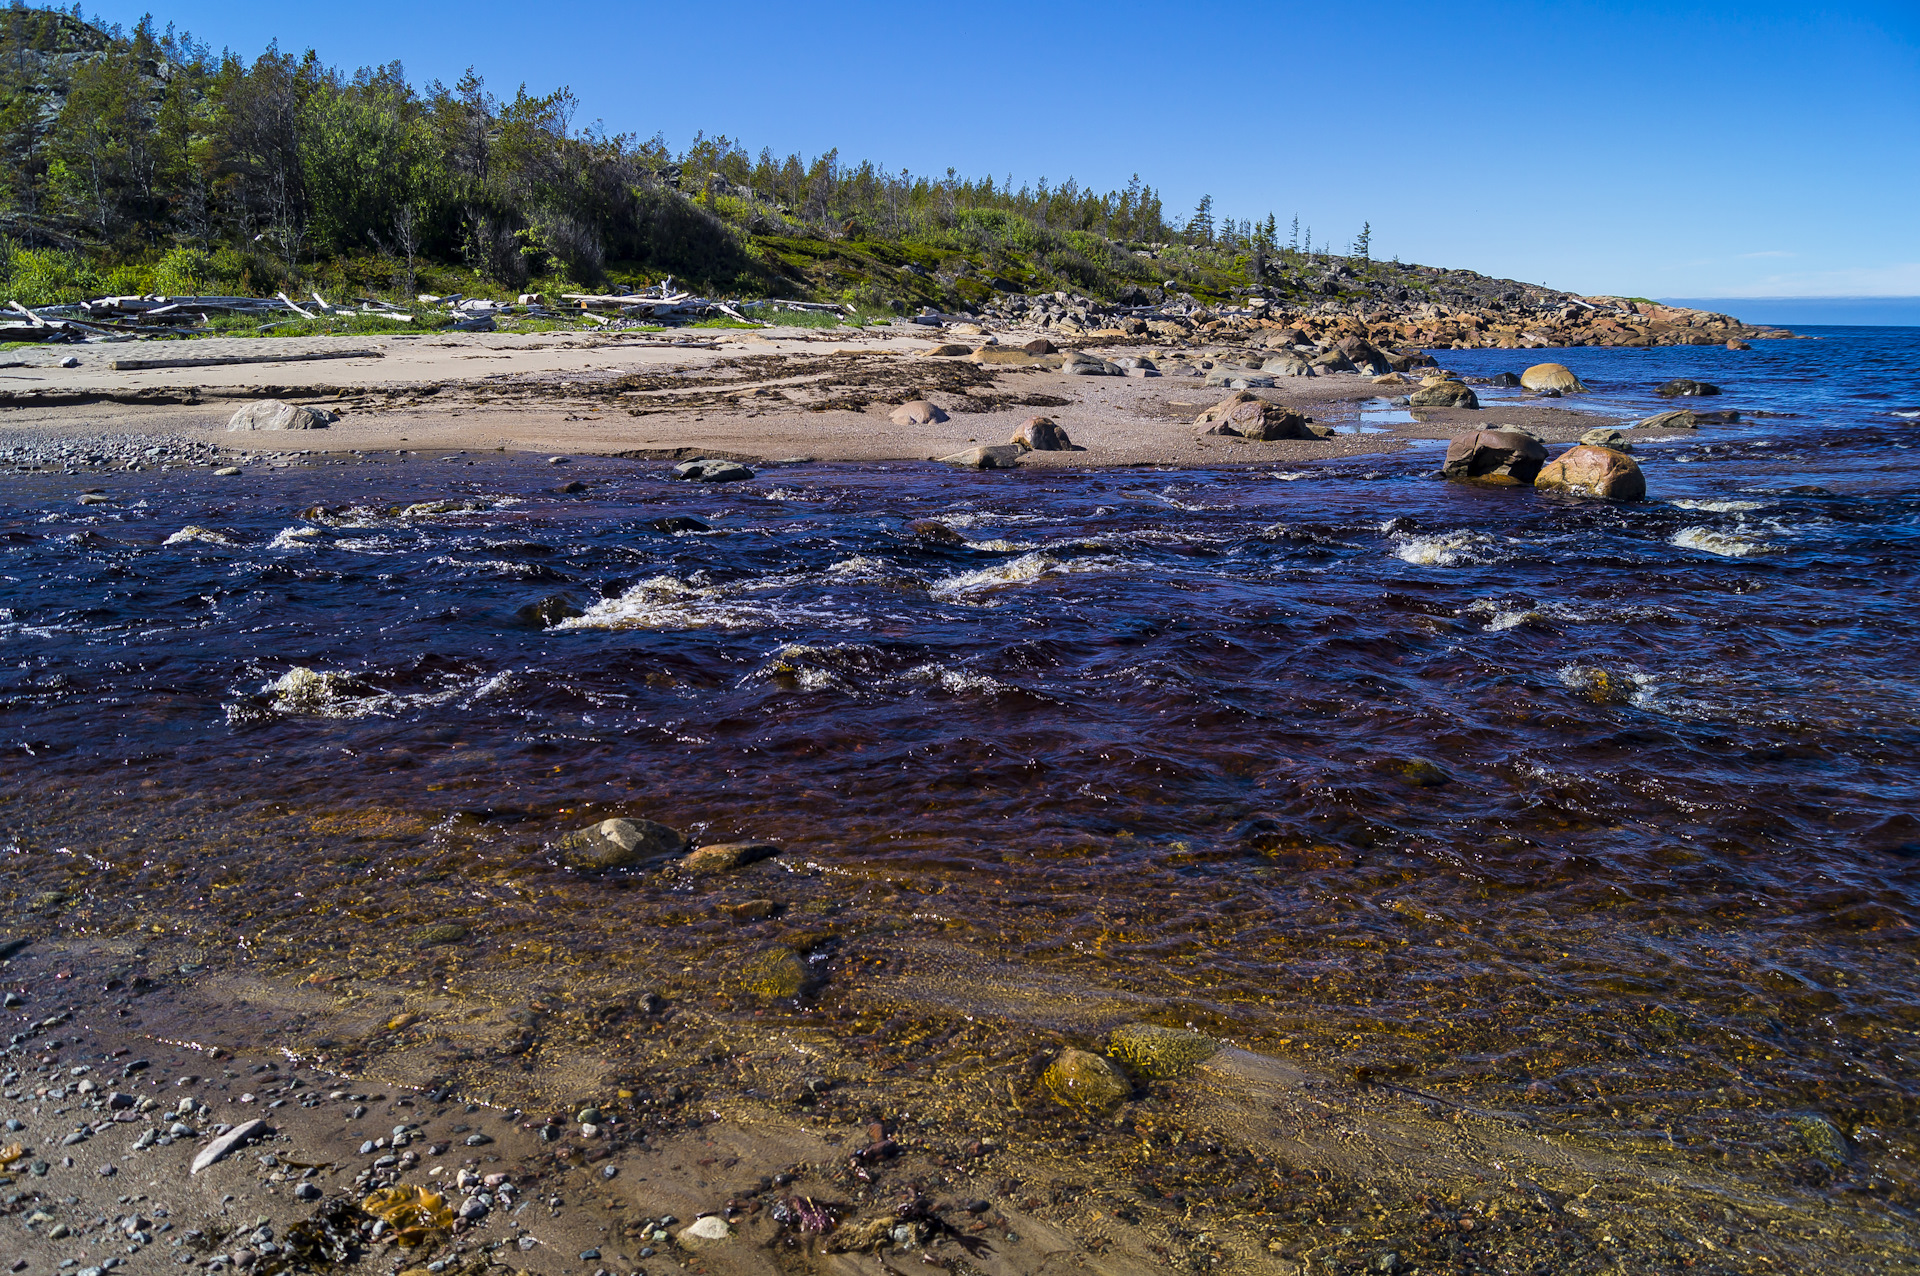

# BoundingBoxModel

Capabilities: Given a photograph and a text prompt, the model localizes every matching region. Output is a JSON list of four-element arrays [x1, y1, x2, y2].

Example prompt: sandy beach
[[0, 326, 1667, 470]]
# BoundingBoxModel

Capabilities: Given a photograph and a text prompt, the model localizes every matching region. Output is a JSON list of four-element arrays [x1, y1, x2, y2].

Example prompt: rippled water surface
[[5, 327, 1920, 1213]]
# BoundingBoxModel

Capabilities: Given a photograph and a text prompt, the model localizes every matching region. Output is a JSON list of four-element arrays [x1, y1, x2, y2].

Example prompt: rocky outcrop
[[1442, 429, 1547, 483], [1535, 445, 1645, 500], [1520, 363, 1587, 393]]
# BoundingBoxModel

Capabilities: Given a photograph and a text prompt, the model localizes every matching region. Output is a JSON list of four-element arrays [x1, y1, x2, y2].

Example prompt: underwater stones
[[670, 459, 754, 483], [1044, 1048, 1131, 1112], [227, 400, 337, 431], [939, 444, 1025, 469], [737, 946, 808, 1000], [1408, 379, 1479, 408], [1441, 429, 1547, 483], [1791, 1114, 1849, 1167], [1535, 444, 1646, 501], [904, 518, 965, 544], [682, 841, 780, 875], [416, 923, 469, 947], [679, 1216, 733, 1247], [557, 817, 686, 870], [1655, 378, 1721, 397], [1519, 363, 1587, 394], [1396, 759, 1451, 787], [889, 400, 949, 426], [1108, 1023, 1220, 1079], [1633, 409, 1699, 430], [1011, 416, 1074, 451]]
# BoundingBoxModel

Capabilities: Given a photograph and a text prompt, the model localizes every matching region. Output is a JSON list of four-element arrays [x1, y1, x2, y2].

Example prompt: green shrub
[[153, 247, 214, 296], [2, 246, 102, 305]]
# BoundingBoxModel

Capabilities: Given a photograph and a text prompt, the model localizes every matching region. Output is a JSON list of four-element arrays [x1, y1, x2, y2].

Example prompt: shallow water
[[4, 327, 1919, 1216]]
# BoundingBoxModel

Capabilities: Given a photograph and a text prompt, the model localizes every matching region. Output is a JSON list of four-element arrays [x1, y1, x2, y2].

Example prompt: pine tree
[[1185, 193, 1213, 244], [1289, 215, 1299, 252], [1354, 221, 1371, 260]]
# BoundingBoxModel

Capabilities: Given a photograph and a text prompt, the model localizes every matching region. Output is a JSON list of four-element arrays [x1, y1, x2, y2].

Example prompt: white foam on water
[[930, 551, 1137, 603], [744, 642, 888, 695], [163, 526, 236, 546], [236, 666, 513, 722], [267, 526, 323, 550], [1391, 530, 1501, 566], [1670, 498, 1772, 513], [903, 663, 1012, 696], [561, 573, 856, 632], [966, 537, 1038, 552], [938, 511, 1048, 529], [1267, 471, 1311, 481], [1671, 525, 1774, 557], [429, 556, 559, 578], [826, 555, 901, 579], [1891, 410, 1920, 419]]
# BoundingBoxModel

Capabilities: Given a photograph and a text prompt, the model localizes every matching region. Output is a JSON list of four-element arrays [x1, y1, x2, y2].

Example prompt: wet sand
[[0, 328, 1657, 469]]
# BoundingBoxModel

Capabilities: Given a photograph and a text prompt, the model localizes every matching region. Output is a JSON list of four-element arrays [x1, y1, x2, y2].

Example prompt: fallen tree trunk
[[109, 348, 384, 372]]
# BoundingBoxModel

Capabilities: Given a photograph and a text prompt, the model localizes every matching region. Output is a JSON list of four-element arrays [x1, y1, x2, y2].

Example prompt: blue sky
[[85, 0, 1920, 302]]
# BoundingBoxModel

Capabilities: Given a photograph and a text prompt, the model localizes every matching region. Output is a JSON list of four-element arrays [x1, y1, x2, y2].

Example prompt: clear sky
[[82, 0, 1920, 301]]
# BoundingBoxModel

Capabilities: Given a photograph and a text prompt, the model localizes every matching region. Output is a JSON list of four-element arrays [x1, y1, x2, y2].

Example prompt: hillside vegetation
[[0, 3, 1565, 318]]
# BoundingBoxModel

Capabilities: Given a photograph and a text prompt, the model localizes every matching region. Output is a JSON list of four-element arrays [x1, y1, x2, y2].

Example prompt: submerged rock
[[1791, 1114, 1849, 1167], [1441, 429, 1547, 483], [682, 841, 780, 875], [671, 459, 754, 483], [416, 923, 469, 946], [1633, 409, 1699, 430], [557, 817, 686, 870], [227, 400, 337, 431], [1534, 444, 1646, 500], [889, 400, 949, 426], [1520, 363, 1587, 393], [904, 518, 965, 544], [1044, 1048, 1131, 1112], [737, 946, 808, 1000], [650, 515, 710, 533], [1409, 379, 1479, 408], [1655, 378, 1721, 397], [1109, 1023, 1220, 1079]]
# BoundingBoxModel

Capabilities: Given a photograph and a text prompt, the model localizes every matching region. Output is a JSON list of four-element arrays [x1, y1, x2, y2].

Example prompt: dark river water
[[4, 327, 1918, 1215]]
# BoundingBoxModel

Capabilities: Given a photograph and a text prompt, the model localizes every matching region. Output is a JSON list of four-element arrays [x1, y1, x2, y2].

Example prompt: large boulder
[[1021, 337, 1057, 355], [1202, 399, 1315, 441], [1011, 416, 1074, 451], [1338, 339, 1392, 376], [1655, 378, 1720, 397], [889, 400, 949, 426], [1520, 363, 1588, 393], [227, 400, 337, 431], [1409, 379, 1480, 408], [939, 444, 1025, 469], [1261, 327, 1311, 349], [1061, 351, 1121, 376], [557, 817, 686, 870], [1194, 390, 1263, 425], [1442, 429, 1548, 483], [1309, 350, 1356, 373], [1259, 353, 1314, 377], [1534, 444, 1646, 500]]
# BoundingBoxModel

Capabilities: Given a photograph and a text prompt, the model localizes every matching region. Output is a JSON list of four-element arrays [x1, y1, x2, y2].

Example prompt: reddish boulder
[[1442, 429, 1547, 483], [1534, 444, 1646, 500]]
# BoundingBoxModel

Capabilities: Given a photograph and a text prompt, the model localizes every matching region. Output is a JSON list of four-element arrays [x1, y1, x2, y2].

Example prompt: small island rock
[[1520, 363, 1588, 394], [1442, 429, 1547, 483], [1535, 444, 1646, 500]]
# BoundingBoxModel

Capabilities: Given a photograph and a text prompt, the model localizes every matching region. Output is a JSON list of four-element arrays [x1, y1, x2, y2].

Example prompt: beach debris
[[114, 348, 382, 372], [190, 1117, 267, 1173], [1442, 429, 1548, 484], [1520, 362, 1588, 393], [360, 1184, 455, 1247], [670, 458, 755, 483], [888, 400, 948, 426], [557, 817, 686, 869], [1656, 378, 1721, 397], [227, 400, 339, 432], [1535, 444, 1646, 500]]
